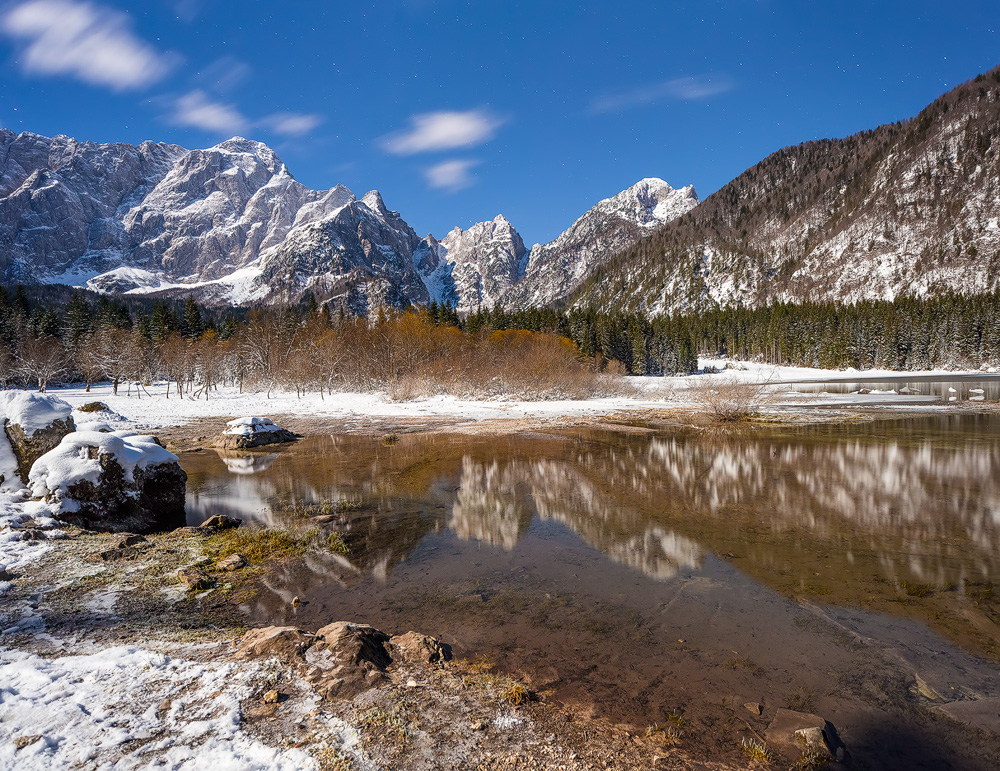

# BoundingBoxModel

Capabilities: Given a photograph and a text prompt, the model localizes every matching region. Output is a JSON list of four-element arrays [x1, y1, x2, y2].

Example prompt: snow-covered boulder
[[213, 417, 297, 450], [29, 430, 187, 533], [0, 392, 75, 488]]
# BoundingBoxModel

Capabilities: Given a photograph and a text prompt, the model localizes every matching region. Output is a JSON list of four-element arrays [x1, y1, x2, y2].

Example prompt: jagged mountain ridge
[[574, 66, 1000, 315], [0, 131, 431, 311], [413, 179, 697, 313], [0, 128, 692, 311]]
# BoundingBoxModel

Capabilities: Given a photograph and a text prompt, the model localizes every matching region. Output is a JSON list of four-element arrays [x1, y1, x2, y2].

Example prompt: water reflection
[[180, 414, 1000, 658], [783, 375, 1000, 402], [217, 450, 281, 475], [450, 456, 702, 579]]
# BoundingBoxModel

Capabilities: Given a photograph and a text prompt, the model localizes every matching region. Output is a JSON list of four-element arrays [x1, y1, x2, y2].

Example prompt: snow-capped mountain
[[0, 132, 427, 309], [507, 178, 698, 309], [575, 67, 1000, 315], [0, 129, 687, 311], [413, 215, 528, 313], [413, 179, 697, 313]]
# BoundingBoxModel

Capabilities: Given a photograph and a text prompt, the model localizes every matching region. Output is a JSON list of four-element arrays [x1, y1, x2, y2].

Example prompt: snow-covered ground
[[20, 359, 997, 434], [0, 646, 319, 770]]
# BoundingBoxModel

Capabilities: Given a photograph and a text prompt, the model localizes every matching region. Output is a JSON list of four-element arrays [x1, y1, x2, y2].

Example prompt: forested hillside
[[575, 66, 1000, 314]]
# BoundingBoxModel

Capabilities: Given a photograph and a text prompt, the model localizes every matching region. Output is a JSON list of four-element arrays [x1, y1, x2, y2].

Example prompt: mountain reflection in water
[[181, 414, 1000, 660]]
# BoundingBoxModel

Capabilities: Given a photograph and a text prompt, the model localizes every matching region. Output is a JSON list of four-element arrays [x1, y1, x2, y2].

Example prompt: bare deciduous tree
[[16, 335, 67, 392]]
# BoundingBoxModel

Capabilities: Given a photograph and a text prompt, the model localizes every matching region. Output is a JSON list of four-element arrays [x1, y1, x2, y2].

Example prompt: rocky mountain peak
[[1, 127, 697, 313], [502, 177, 699, 309], [361, 189, 388, 216], [211, 137, 284, 174]]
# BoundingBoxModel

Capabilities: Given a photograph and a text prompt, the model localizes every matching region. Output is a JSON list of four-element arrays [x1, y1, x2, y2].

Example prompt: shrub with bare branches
[[686, 374, 775, 422]]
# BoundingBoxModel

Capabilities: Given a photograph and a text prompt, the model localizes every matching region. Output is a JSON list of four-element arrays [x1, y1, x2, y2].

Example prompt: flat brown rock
[[392, 630, 449, 664], [234, 626, 314, 660], [176, 569, 213, 591]]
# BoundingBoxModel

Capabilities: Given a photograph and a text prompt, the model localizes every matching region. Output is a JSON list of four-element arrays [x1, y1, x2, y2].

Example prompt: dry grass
[[283, 499, 362, 518], [326, 532, 350, 555], [645, 722, 682, 747], [204, 526, 312, 564], [794, 747, 831, 770], [500, 682, 530, 706], [686, 374, 776, 422], [77, 401, 109, 413], [902, 580, 934, 598], [740, 737, 774, 762]]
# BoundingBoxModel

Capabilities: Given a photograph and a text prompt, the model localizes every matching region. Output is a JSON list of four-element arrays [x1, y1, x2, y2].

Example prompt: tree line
[[457, 291, 1000, 374], [0, 288, 607, 399], [2, 285, 998, 396]]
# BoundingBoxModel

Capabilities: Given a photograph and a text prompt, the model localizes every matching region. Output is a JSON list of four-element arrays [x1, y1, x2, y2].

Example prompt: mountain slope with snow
[[508, 178, 698, 309], [0, 132, 428, 309], [574, 67, 1000, 315]]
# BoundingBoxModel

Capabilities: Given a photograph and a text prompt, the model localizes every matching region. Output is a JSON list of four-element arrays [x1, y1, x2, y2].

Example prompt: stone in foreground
[[0, 392, 75, 487], [213, 417, 297, 450], [29, 430, 187, 534], [177, 568, 213, 590], [234, 622, 449, 701], [765, 708, 845, 763], [217, 553, 247, 571]]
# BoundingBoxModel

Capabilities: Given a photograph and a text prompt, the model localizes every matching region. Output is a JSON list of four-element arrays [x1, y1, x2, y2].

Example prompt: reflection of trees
[[451, 456, 702, 580], [640, 434, 1000, 582]]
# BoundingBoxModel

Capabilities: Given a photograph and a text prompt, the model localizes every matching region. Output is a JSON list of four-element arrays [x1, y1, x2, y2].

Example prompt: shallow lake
[[180, 415, 1000, 768]]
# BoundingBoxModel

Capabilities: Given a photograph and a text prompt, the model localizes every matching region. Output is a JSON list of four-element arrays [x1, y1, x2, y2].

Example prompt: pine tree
[[64, 290, 92, 344], [182, 295, 203, 339]]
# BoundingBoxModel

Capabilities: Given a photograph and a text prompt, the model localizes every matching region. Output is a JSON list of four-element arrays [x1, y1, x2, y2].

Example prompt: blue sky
[[1, 1, 999, 246]]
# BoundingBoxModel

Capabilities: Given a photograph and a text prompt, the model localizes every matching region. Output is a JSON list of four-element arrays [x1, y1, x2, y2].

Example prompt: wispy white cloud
[[260, 112, 324, 137], [382, 110, 502, 155], [1, 0, 172, 91], [170, 0, 205, 22], [197, 56, 251, 94], [424, 159, 478, 191], [590, 75, 733, 114], [171, 90, 248, 134]]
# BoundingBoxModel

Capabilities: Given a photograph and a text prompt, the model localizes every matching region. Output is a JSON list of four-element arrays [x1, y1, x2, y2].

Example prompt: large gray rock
[[29, 430, 187, 533], [0, 392, 75, 487]]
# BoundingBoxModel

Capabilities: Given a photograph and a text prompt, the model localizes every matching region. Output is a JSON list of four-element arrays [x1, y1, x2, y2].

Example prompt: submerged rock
[[29, 430, 187, 534], [0, 392, 75, 487], [213, 417, 297, 450]]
